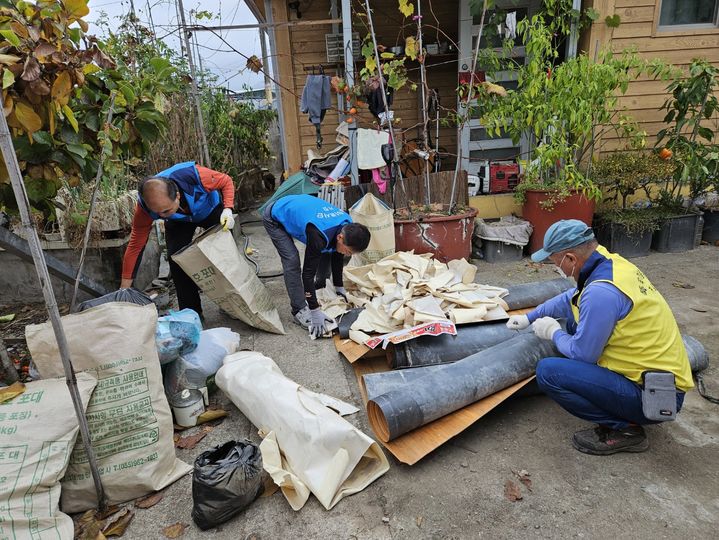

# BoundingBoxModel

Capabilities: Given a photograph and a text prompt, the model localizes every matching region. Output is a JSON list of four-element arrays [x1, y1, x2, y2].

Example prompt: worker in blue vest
[[122, 162, 235, 316], [262, 194, 371, 338]]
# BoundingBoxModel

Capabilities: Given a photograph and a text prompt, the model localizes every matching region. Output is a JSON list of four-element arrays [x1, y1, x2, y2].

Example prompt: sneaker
[[572, 425, 648, 455], [293, 306, 311, 329]]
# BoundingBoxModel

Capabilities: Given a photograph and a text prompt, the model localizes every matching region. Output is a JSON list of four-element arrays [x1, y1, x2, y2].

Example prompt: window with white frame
[[659, 0, 719, 28]]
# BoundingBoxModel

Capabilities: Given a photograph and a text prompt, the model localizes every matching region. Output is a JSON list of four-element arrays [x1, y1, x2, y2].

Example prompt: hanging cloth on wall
[[300, 74, 332, 149], [364, 75, 394, 120], [357, 129, 391, 170]]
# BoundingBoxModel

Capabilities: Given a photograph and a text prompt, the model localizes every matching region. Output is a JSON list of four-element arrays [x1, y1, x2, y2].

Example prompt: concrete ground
[[126, 217, 719, 539]]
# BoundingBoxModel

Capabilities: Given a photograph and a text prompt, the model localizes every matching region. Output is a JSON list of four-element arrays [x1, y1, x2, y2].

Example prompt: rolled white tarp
[[216, 351, 389, 510]]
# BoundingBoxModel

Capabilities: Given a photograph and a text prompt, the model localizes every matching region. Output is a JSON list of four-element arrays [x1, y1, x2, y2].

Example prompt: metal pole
[[259, 28, 273, 105], [449, 0, 488, 212], [363, 0, 406, 202], [342, 0, 358, 185], [265, 0, 289, 173], [177, 0, 211, 167], [185, 18, 343, 32], [70, 95, 116, 312], [566, 0, 582, 59], [0, 110, 107, 510], [416, 0, 431, 204]]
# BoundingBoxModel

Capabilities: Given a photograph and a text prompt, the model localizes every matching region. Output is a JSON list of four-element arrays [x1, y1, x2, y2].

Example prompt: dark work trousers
[[165, 204, 224, 315], [262, 202, 306, 315], [535, 357, 685, 430]]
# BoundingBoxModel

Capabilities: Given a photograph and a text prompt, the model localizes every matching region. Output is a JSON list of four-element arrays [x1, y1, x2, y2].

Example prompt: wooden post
[[0, 107, 107, 510], [271, 0, 302, 171]]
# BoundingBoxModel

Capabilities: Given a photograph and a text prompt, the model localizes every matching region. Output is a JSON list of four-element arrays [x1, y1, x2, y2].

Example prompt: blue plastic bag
[[156, 309, 202, 364]]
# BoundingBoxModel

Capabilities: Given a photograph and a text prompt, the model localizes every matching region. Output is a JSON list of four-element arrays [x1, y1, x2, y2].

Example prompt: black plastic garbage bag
[[76, 287, 153, 312], [192, 440, 263, 530]]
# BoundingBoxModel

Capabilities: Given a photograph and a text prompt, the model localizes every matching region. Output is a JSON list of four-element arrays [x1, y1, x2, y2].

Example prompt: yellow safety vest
[[570, 246, 694, 392]]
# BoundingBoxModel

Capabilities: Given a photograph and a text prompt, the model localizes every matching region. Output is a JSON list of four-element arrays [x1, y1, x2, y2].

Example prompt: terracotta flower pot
[[394, 207, 478, 262], [522, 190, 595, 253]]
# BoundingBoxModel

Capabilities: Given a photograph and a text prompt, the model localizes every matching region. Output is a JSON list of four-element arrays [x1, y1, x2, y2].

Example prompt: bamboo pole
[[416, 0, 431, 205], [70, 94, 116, 312], [0, 109, 107, 510], [363, 0, 407, 209]]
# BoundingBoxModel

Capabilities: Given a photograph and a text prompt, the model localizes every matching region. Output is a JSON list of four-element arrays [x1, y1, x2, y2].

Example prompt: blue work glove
[[309, 308, 333, 339], [336, 286, 348, 301]]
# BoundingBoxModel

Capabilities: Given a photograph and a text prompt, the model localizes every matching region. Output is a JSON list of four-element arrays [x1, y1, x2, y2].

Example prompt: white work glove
[[533, 317, 561, 341], [336, 286, 348, 301], [220, 208, 235, 231], [309, 308, 333, 339], [506, 314, 530, 330]]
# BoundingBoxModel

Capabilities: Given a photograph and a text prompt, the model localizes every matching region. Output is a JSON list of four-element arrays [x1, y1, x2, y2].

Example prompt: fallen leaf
[[0, 313, 15, 322], [514, 469, 532, 491], [195, 408, 227, 426], [672, 281, 695, 289], [175, 431, 207, 450], [415, 515, 424, 528], [0, 382, 25, 403], [102, 507, 135, 537], [162, 522, 188, 539], [504, 479, 523, 502], [135, 490, 164, 509]]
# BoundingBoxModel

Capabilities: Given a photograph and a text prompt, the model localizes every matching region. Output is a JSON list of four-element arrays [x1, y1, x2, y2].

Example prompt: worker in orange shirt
[[121, 162, 235, 317]]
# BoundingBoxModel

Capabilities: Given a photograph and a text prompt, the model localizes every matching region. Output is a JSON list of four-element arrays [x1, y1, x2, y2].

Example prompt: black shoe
[[572, 425, 648, 455]]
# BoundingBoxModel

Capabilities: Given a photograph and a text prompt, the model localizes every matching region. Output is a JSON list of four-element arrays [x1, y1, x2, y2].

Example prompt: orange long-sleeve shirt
[[121, 166, 234, 280]]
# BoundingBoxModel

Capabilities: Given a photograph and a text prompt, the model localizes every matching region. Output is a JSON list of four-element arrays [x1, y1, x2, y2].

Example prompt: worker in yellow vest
[[506, 220, 693, 455]]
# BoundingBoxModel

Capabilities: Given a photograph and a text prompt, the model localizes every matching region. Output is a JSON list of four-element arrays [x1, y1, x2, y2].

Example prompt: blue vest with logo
[[139, 161, 220, 223], [271, 194, 351, 252]]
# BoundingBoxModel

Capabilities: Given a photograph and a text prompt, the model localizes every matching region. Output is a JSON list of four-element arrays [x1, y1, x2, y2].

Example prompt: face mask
[[556, 254, 576, 280]]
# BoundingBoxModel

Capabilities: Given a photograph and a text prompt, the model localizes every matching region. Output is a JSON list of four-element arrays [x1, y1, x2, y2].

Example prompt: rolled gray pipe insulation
[[367, 334, 559, 442], [392, 278, 574, 369], [367, 334, 710, 442], [370, 334, 709, 403]]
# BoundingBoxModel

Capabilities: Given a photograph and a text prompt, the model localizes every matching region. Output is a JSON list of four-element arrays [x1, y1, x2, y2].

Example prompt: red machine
[[488, 161, 520, 193]]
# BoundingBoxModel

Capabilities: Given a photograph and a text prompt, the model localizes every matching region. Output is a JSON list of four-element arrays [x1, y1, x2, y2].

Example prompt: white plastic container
[[170, 388, 206, 427]]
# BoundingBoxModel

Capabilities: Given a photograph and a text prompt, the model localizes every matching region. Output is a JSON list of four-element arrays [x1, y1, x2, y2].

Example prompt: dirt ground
[[6, 215, 719, 539]]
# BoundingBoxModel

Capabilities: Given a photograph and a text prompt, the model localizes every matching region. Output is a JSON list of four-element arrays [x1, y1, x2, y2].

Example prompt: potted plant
[[653, 59, 719, 252], [478, 16, 669, 252], [593, 152, 673, 258]]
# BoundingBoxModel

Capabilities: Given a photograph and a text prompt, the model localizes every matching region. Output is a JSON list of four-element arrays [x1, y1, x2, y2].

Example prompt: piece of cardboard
[[349, 308, 535, 465], [333, 334, 387, 363]]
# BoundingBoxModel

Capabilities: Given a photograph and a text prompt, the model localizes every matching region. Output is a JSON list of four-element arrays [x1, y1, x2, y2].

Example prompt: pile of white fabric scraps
[[318, 251, 509, 345]]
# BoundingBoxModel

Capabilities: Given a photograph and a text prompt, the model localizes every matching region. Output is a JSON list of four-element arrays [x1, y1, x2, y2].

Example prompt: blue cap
[[531, 220, 595, 262]]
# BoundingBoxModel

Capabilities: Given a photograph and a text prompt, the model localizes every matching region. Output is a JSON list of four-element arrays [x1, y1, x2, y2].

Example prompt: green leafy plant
[[202, 88, 276, 182], [0, 1, 169, 222], [594, 151, 674, 209], [656, 59, 719, 211], [476, 15, 671, 208], [593, 151, 674, 236]]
